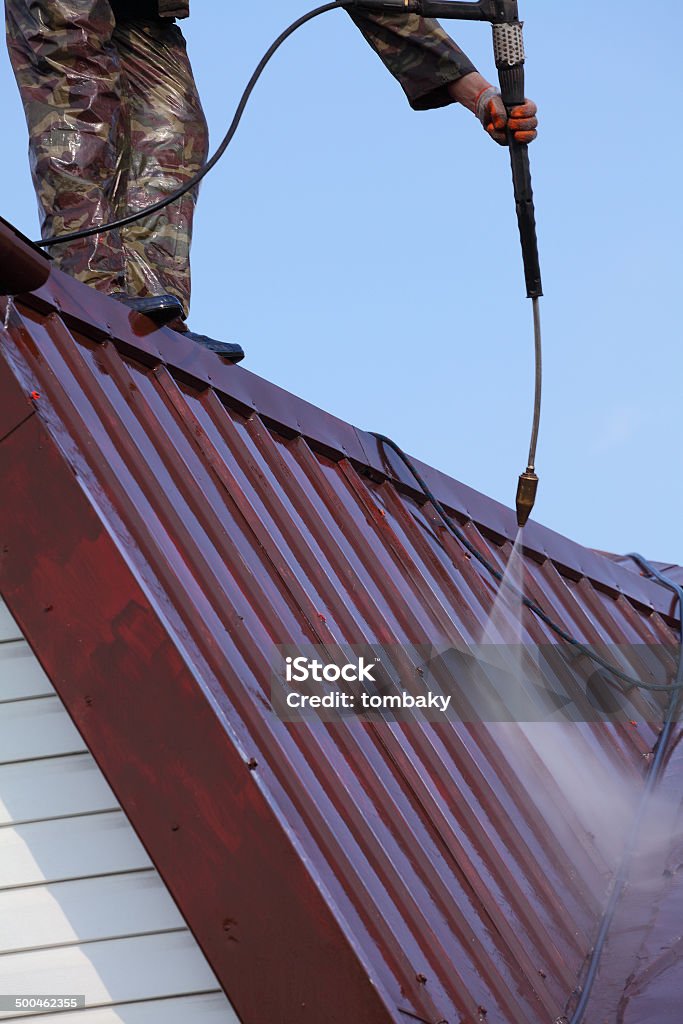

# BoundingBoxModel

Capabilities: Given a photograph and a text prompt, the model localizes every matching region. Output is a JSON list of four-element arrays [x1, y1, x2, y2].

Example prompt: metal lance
[[425, 3, 544, 528], [490, 9, 543, 527], [349, 1, 544, 527]]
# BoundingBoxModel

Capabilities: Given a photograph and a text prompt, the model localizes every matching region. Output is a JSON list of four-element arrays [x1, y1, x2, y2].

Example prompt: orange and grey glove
[[475, 86, 538, 145]]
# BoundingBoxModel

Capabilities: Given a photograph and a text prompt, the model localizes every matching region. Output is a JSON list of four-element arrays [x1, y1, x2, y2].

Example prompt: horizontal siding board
[[0, 932, 222, 1017], [0, 602, 21, 644], [0, 873, 184, 953], [0, 642, 53, 702], [0, 698, 86, 764], [0, 754, 116, 826], [4, 993, 237, 1024], [0, 812, 152, 889]]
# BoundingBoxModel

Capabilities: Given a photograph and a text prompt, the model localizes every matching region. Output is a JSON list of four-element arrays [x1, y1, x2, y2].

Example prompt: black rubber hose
[[370, 433, 683, 696], [34, 1, 348, 249]]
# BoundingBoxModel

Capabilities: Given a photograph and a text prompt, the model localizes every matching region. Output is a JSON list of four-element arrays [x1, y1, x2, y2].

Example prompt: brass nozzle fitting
[[516, 470, 538, 528]]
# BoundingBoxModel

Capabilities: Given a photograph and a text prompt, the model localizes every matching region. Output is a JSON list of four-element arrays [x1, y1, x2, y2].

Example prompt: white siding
[[0, 756, 118, 826], [0, 933, 220, 1015], [0, 698, 87, 763], [0, 875, 185, 953], [0, 600, 240, 1024], [0, 642, 53, 702], [0, 602, 21, 644], [3, 994, 232, 1024]]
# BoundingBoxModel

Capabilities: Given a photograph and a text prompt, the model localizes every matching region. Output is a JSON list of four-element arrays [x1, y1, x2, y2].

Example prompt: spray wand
[[350, 0, 543, 527]]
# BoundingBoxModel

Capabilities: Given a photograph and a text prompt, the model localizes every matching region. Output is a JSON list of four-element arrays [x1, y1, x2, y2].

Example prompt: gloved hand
[[475, 86, 538, 145]]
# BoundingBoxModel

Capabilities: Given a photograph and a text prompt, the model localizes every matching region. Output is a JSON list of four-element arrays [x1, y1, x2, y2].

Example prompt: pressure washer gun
[[348, 0, 543, 527]]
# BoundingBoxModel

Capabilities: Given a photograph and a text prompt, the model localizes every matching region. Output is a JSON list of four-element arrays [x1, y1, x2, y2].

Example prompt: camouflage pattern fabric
[[5, 1, 475, 315], [157, 0, 189, 19], [5, 0, 207, 314], [110, 0, 188, 20], [347, 10, 477, 110], [110, 1, 169, 21]]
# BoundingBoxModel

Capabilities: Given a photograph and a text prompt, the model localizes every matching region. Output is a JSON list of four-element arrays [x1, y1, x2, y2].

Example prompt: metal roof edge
[[12, 255, 675, 621]]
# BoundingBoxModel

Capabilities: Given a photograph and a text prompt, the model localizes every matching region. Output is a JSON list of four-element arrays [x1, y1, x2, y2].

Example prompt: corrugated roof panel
[[1, 251, 682, 1023]]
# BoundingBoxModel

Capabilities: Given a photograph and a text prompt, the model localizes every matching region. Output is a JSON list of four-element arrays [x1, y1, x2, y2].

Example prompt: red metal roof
[[1, 233, 682, 1023]]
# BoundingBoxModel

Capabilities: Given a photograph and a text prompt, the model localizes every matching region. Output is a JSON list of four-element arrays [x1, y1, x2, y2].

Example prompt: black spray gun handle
[[493, 22, 543, 299], [348, 0, 510, 20], [347, 0, 543, 299]]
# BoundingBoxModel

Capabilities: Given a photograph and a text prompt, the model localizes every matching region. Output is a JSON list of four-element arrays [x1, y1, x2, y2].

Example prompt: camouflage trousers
[[5, 0, 208, 315]]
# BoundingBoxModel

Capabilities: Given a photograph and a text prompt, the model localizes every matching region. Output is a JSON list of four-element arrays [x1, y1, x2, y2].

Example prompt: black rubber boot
[[111, 293, 184, 326], [183, 329, 245, 364]]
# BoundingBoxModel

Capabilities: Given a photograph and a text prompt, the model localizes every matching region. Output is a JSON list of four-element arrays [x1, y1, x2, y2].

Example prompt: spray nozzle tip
[[516, 470, 539, 528]]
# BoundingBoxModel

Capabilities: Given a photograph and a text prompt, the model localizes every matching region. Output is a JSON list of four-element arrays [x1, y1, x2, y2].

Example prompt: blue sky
[[2, 2, 680, 562]]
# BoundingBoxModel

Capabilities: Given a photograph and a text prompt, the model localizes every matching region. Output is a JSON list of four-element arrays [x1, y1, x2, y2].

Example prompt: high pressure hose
[[34, 1, 349, 249]]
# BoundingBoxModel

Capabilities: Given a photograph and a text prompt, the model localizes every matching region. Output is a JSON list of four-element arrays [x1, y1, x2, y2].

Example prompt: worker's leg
[[5, 0, 127, 292], [112, 19, 208, 316]]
